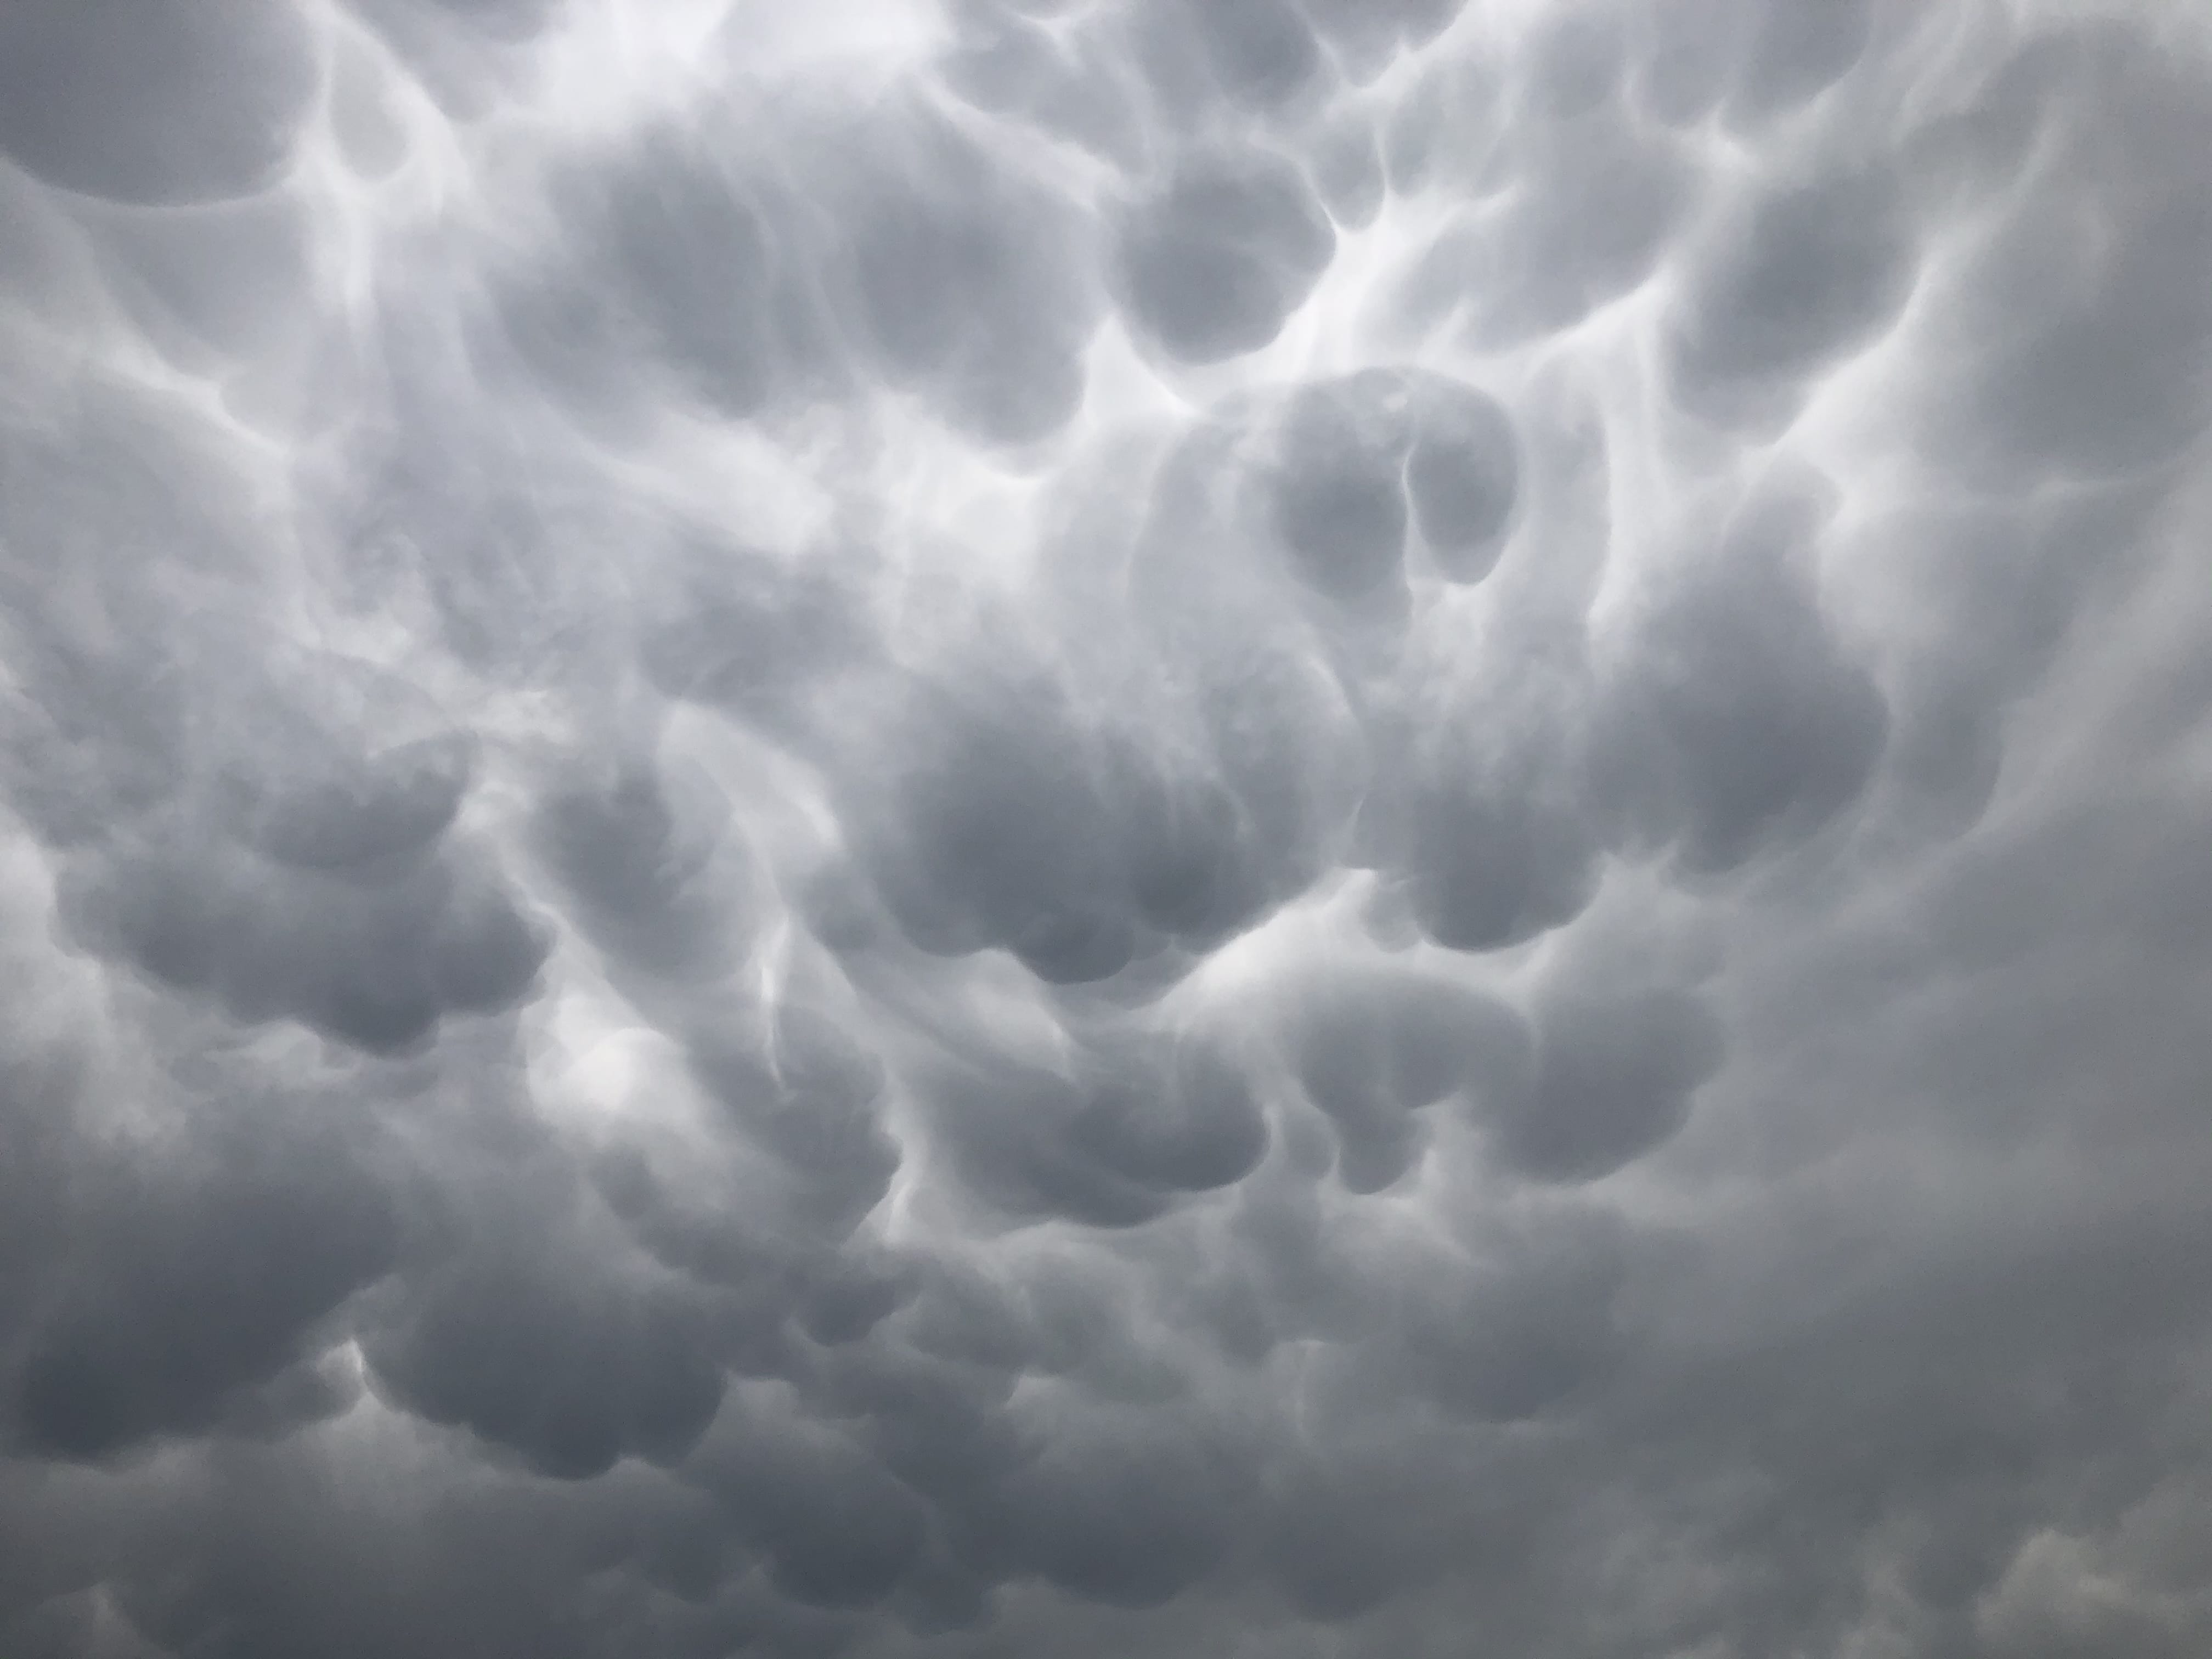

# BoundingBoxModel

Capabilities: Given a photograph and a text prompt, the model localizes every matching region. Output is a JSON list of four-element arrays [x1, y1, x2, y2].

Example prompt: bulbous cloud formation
[[5, 0, 2212, 1654]]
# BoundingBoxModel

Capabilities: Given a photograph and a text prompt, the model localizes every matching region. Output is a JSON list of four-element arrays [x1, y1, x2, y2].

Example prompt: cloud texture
[[4, 2, 2212, 1655]]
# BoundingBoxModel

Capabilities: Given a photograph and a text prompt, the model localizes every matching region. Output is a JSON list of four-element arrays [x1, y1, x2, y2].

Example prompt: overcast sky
[[3, 1, 2211, 1655]]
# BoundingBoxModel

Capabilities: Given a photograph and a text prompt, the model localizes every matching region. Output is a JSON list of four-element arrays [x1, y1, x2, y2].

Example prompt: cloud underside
[[3, 2, 2212, 1656]]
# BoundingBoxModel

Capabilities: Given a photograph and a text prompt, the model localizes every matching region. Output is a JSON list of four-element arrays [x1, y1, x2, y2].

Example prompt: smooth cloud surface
[[4, 1, 2212, 1656]]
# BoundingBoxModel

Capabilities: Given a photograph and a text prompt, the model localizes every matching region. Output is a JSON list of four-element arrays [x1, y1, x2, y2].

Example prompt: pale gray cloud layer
[[3, 2, 2212, 1657]]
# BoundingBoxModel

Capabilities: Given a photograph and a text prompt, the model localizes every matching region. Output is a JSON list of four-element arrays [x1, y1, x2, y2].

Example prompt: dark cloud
[[1921, 25, 2212, 481], [990, 1418, 1240, 1607], [687, 1002, 901, 1243], [364, 1243, 726, 1479], [1250, 363, 1522, 606], [1114, 145, 1335, 364], [1184, 0, 1326, 114], [8, 1109, 394, 1460], [1493, 983, 1725, 1182], [1288, 967, 1526, 1191], [1667, 163, 1918, 429], [0, 1, 316, 206], [518, 127, 825, 424], [825, 108, 1102, 444], [4, 3, 2212, 1658], [1264, 371, 1415, 604], [59, 831, 549, 1054], [535, 752, 752, 980], [910, 1021, 1265, 1227], [1593, 479, 1890, 874], [1406, 376, 1520, 579]]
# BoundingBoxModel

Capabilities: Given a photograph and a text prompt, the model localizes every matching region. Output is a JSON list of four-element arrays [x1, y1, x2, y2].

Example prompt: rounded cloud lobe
[[5, 3, 2212, 1658]]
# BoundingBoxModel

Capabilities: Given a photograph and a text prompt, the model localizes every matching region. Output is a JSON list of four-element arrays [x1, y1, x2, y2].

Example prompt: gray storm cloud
[[3, 2, 2212, 1656]]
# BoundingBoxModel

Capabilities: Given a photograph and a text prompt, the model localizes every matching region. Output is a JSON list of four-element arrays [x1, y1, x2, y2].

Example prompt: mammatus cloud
[[4, 1, 2212, 1655]]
